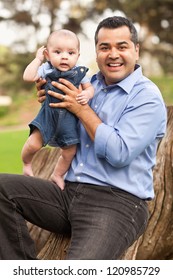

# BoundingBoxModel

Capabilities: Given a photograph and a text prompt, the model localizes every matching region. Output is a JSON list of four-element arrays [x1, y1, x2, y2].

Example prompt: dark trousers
[[0, 173, 149, 260]]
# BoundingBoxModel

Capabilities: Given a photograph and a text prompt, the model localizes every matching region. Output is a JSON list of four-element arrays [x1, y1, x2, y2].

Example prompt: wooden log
[[27, 222, 51, 254]]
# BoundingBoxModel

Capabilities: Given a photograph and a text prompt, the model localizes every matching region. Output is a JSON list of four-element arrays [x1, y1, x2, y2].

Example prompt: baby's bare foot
[[23, 164, 33, 176]]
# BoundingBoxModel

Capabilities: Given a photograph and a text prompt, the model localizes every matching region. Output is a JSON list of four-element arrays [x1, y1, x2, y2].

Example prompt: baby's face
[[46, 35, 80, 71]]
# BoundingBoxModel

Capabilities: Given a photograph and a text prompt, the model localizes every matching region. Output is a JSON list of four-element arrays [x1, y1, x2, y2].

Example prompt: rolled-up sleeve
[[94, 92, 167, 168]]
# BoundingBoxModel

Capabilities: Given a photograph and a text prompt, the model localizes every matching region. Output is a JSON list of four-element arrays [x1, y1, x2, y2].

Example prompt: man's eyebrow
[[98, 42, 109, 46], [117, 41, 129, 45], [98, 41, 129, 47]]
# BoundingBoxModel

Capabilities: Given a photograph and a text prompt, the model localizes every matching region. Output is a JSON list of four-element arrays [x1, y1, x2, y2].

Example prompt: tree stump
[[31, 106, 173, 260]]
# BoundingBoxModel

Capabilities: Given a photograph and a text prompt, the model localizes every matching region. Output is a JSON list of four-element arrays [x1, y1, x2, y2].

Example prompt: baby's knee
[[25, 135, 43, 153]]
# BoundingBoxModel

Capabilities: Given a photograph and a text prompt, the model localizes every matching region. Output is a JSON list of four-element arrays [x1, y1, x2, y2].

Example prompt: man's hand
[[36, 78, 46, 103], [48, 78, 85, 116], [36, 78, 102, 141], [47, 78, 102, 141]]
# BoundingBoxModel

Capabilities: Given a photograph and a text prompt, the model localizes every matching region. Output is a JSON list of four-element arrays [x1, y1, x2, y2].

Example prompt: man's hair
[[94, 16, 139, 46]]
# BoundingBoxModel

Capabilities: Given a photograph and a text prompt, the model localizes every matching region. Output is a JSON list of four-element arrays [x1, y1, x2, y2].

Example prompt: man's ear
[[135, 43, 140, 62]]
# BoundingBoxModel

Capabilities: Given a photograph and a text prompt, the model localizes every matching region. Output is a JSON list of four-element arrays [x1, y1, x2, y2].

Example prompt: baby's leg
[[21, 128, 43, 176], [51, 145, 77, 190]]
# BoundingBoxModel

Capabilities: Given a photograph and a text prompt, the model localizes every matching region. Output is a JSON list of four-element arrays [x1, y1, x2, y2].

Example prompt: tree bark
[[30, 106, 173, 260], [136, 105, 173, 260]]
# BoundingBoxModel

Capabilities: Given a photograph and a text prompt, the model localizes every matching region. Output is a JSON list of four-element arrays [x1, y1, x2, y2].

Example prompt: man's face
[[96, 26, 139, 85]]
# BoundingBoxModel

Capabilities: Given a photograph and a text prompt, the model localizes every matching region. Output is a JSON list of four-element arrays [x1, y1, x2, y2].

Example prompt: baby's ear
[[44, 49, 49, 60]]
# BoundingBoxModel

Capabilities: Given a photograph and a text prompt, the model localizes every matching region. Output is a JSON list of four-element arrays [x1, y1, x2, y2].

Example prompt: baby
[[22, 29, 94, 189]]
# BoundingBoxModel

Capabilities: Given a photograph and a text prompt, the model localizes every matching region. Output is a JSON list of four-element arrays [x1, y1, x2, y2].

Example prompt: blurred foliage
[[0, 46, 39, 127], [0, 106, 9, 117], [0, 0, 173, 73], [0, 0, 172, 73], [94, 0, 173, 44], [150, 76, 173, 105], [1, 0, 173, 44], [0, 46, 35, 96]]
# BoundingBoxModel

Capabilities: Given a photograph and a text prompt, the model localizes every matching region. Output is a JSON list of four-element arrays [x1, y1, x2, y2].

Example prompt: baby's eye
[[69, 51, 75, 55]]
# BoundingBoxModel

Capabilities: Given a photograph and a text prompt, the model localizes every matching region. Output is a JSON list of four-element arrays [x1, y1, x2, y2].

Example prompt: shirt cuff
[[95, 123, 114, 158]]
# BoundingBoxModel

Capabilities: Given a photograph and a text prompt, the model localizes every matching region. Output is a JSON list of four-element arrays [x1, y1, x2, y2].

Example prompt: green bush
[[150, 76, 173, 105], [0, 106, 9, 117]]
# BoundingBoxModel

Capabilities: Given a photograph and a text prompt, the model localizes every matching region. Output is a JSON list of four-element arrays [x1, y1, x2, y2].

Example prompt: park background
[[0, 0, 173, 174]]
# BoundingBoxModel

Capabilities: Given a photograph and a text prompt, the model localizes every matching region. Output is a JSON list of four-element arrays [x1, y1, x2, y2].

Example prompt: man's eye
[[119, 46, 126, 50], [101, 47, 108, 51]]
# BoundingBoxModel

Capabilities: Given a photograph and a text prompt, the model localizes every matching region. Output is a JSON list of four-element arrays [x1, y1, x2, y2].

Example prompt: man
[[0, 16, 167, 260]]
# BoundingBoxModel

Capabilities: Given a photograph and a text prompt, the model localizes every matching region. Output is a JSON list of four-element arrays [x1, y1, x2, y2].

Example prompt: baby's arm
[[23, 46, 46, 82], [76, 82, 94, 105]]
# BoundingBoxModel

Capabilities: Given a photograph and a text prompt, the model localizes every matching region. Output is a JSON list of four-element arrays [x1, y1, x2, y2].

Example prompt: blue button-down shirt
[[66, 65, 167, 200]]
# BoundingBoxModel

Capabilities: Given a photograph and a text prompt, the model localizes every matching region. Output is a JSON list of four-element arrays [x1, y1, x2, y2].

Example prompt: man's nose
[[109, 48, 119, 58]]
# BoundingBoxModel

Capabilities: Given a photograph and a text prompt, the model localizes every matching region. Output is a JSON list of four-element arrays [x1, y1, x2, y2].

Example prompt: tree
[[93, 0, 173, 44], [0, 0, 95, 48], [1, 0, 173, 47]]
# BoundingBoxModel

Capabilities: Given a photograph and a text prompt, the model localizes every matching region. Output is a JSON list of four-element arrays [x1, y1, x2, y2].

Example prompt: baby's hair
[[47, 29, 80, 50]]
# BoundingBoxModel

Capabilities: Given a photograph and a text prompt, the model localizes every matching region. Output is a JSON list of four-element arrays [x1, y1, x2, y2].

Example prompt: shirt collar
[[96, 64, 142, 95]]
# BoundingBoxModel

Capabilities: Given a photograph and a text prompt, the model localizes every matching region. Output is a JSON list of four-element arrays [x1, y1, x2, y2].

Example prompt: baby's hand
[[76, 91, 89, 105], [36, 46, 46, 62]]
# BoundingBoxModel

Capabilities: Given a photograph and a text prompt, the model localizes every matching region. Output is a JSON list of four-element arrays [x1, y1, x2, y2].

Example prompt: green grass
[[0, 129, 28, 174]]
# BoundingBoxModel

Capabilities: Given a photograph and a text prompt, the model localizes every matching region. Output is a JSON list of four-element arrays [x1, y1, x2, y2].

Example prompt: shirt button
[[80, 163, 83, 167], [85, 144, 89, 148], [104, 89, 107, 92], [95, 105, 98, 108], [77, 176, 80, 181]]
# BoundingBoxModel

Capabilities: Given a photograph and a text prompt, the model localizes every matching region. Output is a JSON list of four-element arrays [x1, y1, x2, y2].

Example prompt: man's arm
[[36, 78, 167, 168]]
